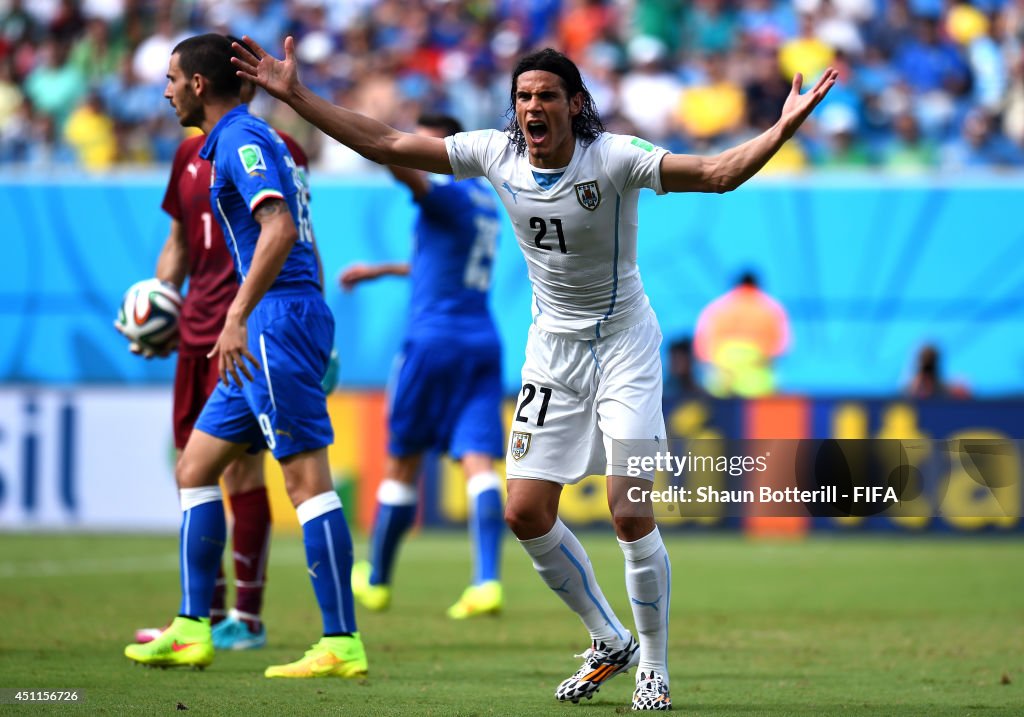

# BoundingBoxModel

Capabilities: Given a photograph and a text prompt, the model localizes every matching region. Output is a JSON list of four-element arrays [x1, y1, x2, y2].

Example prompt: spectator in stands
[[906, 344, 970, 398], [674, 51, 745, 150], [941, 109, 1024, 169], [48, 0, 85, 43], [744, 48, 809, 171], [779, 12, 835, 82], [63, 89, 116, 169], [684, 0, 738, 56], [0, 56, 24, 129], [665, 337, 704, 398], [131, 10, 183, 85], [23, 37, 84, 129], [618, 34, 680, 144], [69, 17, 125, 83], [558, 0, 616, 60], [880, 111, 937, 171], [894, 15, 970, 96], [0, 0, 36, 63], [736, 0, 797, 50], [3, 0, 1024, 172], [694, 272, 791, 398], [816, 102, 872, 167]]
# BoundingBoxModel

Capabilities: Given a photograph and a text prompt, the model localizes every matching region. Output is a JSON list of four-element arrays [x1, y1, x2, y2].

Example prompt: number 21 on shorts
[[514, 383, 552, 426]]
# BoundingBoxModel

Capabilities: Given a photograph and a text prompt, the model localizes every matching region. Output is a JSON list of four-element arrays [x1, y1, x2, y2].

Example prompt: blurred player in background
[[125, 34, 366, 680], [120, 74, 315, 652], [339, 113, 505, 619], [234, 37, 834, 708]]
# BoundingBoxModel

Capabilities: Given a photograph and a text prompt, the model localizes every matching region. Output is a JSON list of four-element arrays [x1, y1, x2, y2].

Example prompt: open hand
[[208, 319, 260, 388], [779, 68, 839, 139], [114, 320, 178, 359], [231, 35, 300, 101]]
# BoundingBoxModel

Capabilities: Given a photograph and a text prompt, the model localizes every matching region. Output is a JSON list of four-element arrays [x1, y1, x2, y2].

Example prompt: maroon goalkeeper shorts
[[173, 352, 221, 450]]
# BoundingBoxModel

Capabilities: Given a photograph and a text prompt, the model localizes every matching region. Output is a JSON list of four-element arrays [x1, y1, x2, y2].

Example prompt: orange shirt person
[[694, 272, 790, 397]]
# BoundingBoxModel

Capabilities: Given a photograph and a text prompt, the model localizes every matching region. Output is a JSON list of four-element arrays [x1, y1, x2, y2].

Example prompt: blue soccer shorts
[[195, 289, 335, 460], [387, 336, 504, 459]]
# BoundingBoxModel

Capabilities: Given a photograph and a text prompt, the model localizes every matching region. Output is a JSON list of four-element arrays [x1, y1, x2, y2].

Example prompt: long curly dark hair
[[504, 48, 605, 156]]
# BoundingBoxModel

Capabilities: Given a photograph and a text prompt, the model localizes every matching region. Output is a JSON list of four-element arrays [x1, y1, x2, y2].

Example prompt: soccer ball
[[116, 278, 182, 350]]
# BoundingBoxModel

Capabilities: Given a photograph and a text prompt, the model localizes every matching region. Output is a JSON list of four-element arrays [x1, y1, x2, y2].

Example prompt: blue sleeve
[[219, 123, 288, 213], [416, 179, 471, 222]]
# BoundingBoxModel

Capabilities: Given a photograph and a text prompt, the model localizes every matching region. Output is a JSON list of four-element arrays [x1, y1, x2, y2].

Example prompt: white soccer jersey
[[446, 131, 669, 340]]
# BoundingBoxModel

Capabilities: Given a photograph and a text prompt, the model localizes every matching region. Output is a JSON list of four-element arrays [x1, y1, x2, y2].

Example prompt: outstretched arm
[[387, 164, 431, 200], [339, 262, 411, 291], [233, 36, 452, 174], [661, 69, 838, 194]]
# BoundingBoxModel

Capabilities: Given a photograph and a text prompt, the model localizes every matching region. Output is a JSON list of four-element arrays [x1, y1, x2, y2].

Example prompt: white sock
[[376, 478, 417, 507], [519, 519, 629, 648], [619, 527, 671, 685]]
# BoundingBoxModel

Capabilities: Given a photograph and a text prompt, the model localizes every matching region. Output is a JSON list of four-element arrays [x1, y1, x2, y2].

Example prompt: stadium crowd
[[3, 0, 1024, 172]]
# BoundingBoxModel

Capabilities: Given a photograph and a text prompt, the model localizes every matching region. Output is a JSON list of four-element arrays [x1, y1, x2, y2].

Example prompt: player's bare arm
[[660, 68, 837, 194], [339, 262, 410, 291], [209, 198, 297, 386], [155, 219, 188, 289], [134, 218, 188, 357], [232, 36, 452, 174], [387, 164, 431, 200]]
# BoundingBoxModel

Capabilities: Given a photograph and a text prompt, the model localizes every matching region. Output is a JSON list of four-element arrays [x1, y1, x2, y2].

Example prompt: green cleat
[[264, 634, 368, 678], [124, 616, 213, 669], [447, 580, 503, 619], [351, 561, 391, 611]]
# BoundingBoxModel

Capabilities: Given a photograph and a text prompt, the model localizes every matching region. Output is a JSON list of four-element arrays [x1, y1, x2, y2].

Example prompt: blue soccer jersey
[[388, 176, 504, 459], [406, 175, 501, 342], [194, 104, 333, 459], [199, 104, 319, 292]]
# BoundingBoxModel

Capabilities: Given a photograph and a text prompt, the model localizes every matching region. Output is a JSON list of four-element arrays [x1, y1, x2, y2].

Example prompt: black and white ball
[[117, 278, 182, 349]]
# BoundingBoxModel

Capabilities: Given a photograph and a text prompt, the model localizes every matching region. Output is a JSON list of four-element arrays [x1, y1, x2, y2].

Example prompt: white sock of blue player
[[178, 486, 226, 619], [619, 527, 671, 685], [520, 519, 629, 648], [467, 471, 503, 584], [296, 491, 357, 635], [369, 479, 417, 586]]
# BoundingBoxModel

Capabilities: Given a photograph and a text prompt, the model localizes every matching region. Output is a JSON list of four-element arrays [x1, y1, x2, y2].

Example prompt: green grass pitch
[[0, 532, 1021, 715]]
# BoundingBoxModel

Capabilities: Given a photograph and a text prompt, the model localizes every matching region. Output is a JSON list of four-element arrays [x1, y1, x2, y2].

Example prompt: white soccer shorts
[[506, 309, 666, 484]]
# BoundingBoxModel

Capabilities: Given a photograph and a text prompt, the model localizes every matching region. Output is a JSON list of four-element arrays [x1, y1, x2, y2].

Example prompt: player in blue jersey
[[339, 114, 506, 619], [124, 34, 366, 679]]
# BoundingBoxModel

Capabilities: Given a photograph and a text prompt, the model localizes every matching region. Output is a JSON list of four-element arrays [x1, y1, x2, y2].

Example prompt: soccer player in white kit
[[234, 38, 836, 711]]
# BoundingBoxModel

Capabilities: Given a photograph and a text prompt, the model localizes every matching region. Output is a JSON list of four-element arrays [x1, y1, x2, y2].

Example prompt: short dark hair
[[417, 113, 463, 136], [505, 48, 605, 155], [171, 33, 241, 100], [738, 271, 759, 288]]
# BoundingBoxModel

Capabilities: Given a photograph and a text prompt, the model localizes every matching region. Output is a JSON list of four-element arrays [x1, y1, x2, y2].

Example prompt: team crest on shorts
[[574, 180, 601, 211], [511, 431, 532, 460]]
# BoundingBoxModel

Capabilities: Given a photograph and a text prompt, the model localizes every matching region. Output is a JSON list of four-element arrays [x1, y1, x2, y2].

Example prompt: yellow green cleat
[[124, 616, 213, 669], [264, 634, 368, 678], [351, 561, 391, 611], [447, 580, 503, 619]]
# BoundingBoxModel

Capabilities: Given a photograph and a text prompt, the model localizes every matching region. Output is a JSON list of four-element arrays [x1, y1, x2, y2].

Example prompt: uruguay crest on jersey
[[574, 180, 600, 210], [510, 431, 531, 460]]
